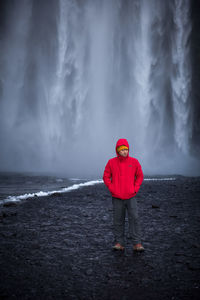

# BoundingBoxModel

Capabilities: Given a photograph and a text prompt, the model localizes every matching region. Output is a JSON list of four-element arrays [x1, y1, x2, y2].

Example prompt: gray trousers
[[112, 197, 142, 246]]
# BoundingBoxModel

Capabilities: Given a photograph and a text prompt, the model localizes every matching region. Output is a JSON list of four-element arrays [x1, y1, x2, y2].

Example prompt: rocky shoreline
[[0, 177, 200, 299]]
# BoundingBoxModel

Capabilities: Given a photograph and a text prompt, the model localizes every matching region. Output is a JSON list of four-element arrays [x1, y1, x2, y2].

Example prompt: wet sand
[[0, 177, 200, 299]]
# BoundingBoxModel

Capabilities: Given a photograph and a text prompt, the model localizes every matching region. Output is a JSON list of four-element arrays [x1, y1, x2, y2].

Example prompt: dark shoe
[[113, 243, 125, 251], [133, 243, 144, 252]]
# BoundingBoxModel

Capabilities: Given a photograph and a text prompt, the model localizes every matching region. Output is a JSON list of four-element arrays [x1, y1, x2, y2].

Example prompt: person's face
[[118, 149, 128, 157]]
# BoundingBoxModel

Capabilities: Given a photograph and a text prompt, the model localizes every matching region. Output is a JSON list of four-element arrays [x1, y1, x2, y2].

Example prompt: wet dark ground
[[0, 177, 200, 300]]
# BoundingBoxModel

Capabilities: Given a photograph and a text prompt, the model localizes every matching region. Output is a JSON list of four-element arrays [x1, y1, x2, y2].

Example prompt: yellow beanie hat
[[117, 145, 129, 152]]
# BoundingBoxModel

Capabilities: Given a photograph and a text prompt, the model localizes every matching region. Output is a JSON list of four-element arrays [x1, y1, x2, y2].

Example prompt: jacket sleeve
[[134, 160, 144, 193], [103, 160, 112, 190]]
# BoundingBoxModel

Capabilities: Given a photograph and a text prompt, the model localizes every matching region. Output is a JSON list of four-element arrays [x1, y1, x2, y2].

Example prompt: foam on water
[[144, 178, 176, 181], [1, 180, 103, 204], [1, 177, 176, 204]]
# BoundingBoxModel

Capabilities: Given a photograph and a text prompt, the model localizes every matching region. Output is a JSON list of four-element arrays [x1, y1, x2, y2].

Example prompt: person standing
[[103, 138, 144, 252]]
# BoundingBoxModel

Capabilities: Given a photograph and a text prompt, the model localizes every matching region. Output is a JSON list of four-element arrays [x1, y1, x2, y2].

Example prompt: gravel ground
[[0, 177, 200, 299]]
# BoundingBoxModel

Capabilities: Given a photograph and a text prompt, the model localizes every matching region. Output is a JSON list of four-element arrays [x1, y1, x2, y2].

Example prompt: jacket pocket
[[129, 182, 135, 194], [134, 185, 140, 193], [109, 183, 114, 193]]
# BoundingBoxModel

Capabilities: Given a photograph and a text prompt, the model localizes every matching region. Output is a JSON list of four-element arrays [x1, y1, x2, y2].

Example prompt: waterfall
[[0, 0, 32, 158], [171, 0, 192, 154], [0, 0, 199, 176]]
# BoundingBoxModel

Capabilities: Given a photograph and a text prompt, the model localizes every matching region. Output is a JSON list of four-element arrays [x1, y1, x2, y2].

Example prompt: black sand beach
[[0, 177, 200, 299]]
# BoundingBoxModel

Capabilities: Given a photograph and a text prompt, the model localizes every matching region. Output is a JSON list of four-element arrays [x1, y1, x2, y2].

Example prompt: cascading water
[[171, 0, 192, 154], [0, 0, 199, 177]]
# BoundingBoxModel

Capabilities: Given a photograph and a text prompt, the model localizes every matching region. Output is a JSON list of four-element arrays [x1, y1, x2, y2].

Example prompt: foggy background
[[0, 0, 200, 178]]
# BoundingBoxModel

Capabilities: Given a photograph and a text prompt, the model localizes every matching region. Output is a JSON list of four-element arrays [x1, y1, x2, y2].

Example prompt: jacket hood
[[116, 139, 129, 157]]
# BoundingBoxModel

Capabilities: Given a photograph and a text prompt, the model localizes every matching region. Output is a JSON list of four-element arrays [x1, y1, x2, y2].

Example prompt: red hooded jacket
[[103, 139, 143, 200]]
